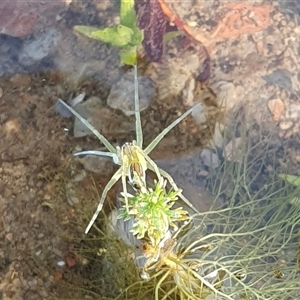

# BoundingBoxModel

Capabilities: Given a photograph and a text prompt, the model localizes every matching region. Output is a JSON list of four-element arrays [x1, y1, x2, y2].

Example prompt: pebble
[[211, 122, 224, 148], [18, 28, 62, 66], [57, 260, 66, 267], [107, 70, 155, 116], [72, 96, 134, 138], [262, 69, 293, 92], [73, 170, 87, 182], [285, 104, 300, 119], [55, 100, 73, 118], [191, 103, 206, 124], [12, 277, 23, 289], [9, 74, 31, 86], [80, 154, 115, 174], [223, 138, 243, 162], [5, 232, 13, 241], [66, 182, 79, 206], [200, 149, 220, 168], [267, 98, 284, 121], [0, 87, 3, 98], [72, 96, 101, 138], [279, 120, 293, 130], [27, 278, 38, 289], [4, 118, 19, 133]]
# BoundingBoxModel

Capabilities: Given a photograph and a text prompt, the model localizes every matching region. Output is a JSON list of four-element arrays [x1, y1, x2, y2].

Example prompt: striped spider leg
[[58, 65, 199, 234]]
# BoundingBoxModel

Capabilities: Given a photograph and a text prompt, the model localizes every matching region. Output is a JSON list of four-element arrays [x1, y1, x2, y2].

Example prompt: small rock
[[65, 253, 76, 267], [73, 170, 87, 182], [223, 137, 243, 162], [279, 120, 293, 130], [27, 278, 38, 289], [284, 129, 293, 138], [55, 100, 73, 118], [4, 118, 19, 133], [79, 154, 115, 175], [5, 232, 13, 241], [211, 122, 224, 148], [66, 182, 79, 206], [54, 271, 63, 281], [73, 96, 134, 138], [19, 28, 62, 66], [293, 123, 299, 134], [0, 87, 3, 98], [69, 93, 85, 107], [182, 76, 196, 106], [9, 74, 31, 86], [107, 70, 155, 116], [22, 93, 34, 104], [57, 260, 65, 267], [285, 104, 300, 119], [73, 97, 101, 137], [268, 98, 284, 121], [200, 149, 220, 168], [262, 69, 293, 92], [35, 250, 42, 256], [191, 103, 206, 124], [12, 277, 23, 289]]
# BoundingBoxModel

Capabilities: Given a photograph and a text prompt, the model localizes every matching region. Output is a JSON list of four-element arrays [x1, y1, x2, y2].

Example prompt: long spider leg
[[133, 65, 143, 148], [85, 168, 122, 234], [74, 150, 119, 165], [58, 99, 117, 154], [122, 171, 129, 212], [158, 167, 199, 214], [137, 150, 162, 182], [144, 103, 201, 155]]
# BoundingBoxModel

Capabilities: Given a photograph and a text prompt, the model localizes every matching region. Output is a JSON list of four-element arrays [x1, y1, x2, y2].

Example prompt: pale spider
[[58, 65, 199, 234]]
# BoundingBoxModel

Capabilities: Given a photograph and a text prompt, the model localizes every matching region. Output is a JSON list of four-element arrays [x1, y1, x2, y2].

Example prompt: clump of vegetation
[[118, 177, 189, 247], [74, 0, 142, 65]]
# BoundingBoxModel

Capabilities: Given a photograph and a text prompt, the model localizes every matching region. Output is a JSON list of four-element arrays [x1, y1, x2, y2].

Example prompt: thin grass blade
[[145, 104, 201, 155], [58, 99, 116, 154]]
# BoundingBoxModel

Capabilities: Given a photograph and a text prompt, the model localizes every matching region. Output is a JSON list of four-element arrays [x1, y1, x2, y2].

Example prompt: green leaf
[[279, 174, 300, 187], [120, 0, 136, 28], [128, 28, 143, 46], [120, 46, 137, 66], [74, 25, 133, 47]]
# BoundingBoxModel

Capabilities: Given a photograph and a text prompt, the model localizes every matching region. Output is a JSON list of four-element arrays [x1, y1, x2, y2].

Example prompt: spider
[[58, 65, 200, 234]]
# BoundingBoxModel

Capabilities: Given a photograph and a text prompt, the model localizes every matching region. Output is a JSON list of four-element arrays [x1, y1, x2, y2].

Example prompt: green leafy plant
[[279, 173, 300, 186], [118, 178, 190, 246], [74, 0, 143, 65]]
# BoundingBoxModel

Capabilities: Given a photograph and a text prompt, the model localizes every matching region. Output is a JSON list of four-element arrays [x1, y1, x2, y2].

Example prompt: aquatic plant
[[118, 177, 189, 247], [74, 0, 143, 65], [106, 110, 300, 299]]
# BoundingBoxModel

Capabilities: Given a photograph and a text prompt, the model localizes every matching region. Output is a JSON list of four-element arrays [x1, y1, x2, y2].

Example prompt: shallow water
[[1, 1, 300, 299]]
